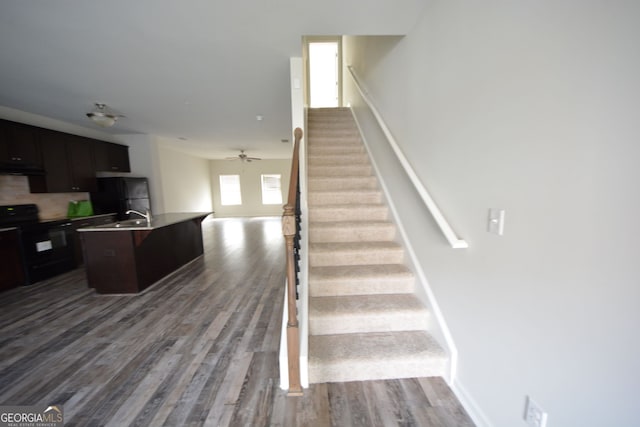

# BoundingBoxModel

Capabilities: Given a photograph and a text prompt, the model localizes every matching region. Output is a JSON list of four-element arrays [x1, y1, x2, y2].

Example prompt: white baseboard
[[452, 379, 494, 427]]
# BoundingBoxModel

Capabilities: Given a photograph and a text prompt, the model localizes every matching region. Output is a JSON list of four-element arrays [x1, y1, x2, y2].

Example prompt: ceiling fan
[[86, 103, 125, 128], [225, 150, 261, 162]]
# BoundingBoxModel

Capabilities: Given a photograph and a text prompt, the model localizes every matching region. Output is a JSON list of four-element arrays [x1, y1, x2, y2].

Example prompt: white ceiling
[[0, 1, 426, 159]]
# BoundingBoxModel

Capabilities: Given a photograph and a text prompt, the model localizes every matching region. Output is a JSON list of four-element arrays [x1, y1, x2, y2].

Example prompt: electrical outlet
[[524, 396, 548, 427]]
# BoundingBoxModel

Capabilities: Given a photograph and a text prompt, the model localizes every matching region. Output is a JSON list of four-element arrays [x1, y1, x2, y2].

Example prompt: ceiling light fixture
[[86, 103, 123, 128]]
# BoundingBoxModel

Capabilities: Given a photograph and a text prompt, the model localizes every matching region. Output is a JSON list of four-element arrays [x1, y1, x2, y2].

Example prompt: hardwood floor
[[0, 217, 474, 426]]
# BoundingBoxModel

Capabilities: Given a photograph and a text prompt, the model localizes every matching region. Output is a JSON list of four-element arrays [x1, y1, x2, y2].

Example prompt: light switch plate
[[488, 208, 505, 235]]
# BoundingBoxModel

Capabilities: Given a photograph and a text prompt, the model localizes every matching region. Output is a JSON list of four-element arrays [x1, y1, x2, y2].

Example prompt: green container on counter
[[67, 200, 94, 218]]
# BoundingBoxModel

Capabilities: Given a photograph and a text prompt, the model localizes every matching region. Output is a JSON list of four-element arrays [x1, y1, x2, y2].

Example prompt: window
[[219, 175, 242, 205], [261, 174, 283, 205]]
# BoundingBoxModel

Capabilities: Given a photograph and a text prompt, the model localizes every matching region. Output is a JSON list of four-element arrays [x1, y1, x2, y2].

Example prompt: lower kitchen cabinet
[[71, 214, 117, 265], [0, 228, 25, 292], [80, 213, 209, 294]]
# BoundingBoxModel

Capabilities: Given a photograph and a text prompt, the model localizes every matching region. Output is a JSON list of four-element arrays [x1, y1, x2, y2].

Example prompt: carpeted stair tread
[[308, 204, 388, 222], [308, 189, 383, 205], [309, 220, 396, 242], [308, 145, 364, 156], [309, 264, 415, 296], [308, 177, 378, 191], [309, 294, 428, 335], [308, 164, 372, 177], [309, 128, 360, 136], [307, 154, 370, 165], [308, 331, 447, 383], [310, 263, 413, 281], [309, 241, 404, 267], [305, 107, 448, 384]]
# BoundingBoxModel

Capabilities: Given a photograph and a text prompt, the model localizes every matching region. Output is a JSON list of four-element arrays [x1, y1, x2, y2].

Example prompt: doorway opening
[[307, 38, 341, 108]]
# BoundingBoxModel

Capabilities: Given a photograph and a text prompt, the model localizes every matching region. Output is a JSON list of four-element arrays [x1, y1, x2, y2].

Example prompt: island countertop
[[77, 212, 212, 232]]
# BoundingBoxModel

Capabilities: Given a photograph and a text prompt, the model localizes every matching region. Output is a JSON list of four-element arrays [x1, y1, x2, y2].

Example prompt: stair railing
[[347, 65, 468, 249], [282, 127, 304, 396]]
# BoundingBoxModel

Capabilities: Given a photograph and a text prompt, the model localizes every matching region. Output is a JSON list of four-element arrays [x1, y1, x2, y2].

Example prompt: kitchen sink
[[95, 219, 151, 228]]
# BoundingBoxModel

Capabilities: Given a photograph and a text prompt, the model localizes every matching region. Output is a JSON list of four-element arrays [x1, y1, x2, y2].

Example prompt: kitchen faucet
[[126, 209, 152, 225]]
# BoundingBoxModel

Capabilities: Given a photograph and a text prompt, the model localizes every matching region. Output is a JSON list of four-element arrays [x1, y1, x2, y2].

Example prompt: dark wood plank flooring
[[0, 217, 474, 426]]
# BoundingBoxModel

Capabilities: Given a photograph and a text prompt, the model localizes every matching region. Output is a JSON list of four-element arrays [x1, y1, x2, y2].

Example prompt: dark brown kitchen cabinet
[[29, 131, 97, 193], [70, 214, 117, 265], [80, 214, 208, 294], [93, 141, 130, 172], [0, 228, 25, 292], [0, 119, 43, 171], [68, 136, 97, 190]]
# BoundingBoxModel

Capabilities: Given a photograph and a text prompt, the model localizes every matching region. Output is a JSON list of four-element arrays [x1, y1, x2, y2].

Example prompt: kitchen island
[[78, 212, 212, 294]]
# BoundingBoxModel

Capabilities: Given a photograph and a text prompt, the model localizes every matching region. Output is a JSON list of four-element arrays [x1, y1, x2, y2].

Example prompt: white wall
[[343, 2, 640, 427], [210, 159, 290, 217], [155, 137, 213, 213]]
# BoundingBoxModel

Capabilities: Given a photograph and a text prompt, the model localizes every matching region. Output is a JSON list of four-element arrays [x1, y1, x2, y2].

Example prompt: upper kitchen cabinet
[[0, 119, 44, 174], [29, 131, 97, 193], [94, 141, 131, 172]]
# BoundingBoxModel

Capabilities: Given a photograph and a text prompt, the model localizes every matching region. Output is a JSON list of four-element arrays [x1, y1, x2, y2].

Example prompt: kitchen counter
[[77, 212, 212, 232], [79, 212, 212, 294], [70, 213, 117, 221], [39, 213, 118, 223]]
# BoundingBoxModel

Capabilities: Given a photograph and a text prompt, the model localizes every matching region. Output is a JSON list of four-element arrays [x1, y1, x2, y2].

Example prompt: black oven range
[[0, 204, 77, 285]]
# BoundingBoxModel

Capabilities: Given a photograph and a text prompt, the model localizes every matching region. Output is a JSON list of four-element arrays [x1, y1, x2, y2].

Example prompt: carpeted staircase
[[306, 107, 448, 384]]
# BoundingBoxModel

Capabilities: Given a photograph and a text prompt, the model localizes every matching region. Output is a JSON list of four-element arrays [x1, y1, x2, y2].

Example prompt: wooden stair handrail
[[282, 127, 303, 396]]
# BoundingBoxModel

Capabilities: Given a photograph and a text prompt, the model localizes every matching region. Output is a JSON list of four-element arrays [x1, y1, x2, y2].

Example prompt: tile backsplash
[[0, 175, 90, 219]]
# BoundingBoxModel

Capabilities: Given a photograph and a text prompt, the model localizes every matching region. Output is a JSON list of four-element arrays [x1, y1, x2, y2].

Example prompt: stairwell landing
[[306, 107, 447, 383]]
